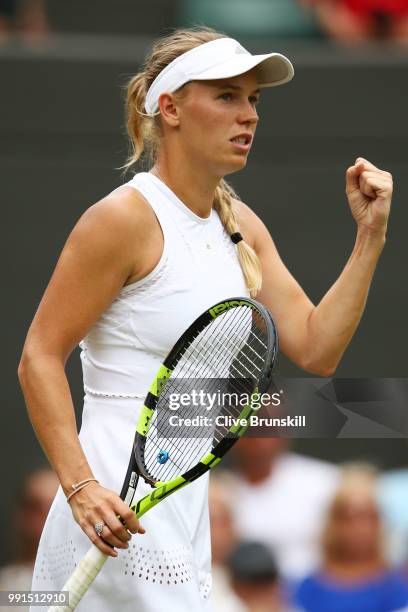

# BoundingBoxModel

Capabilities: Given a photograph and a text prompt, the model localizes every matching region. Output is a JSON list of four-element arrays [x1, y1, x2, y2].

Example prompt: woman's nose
[[238, 102, 259, 126]]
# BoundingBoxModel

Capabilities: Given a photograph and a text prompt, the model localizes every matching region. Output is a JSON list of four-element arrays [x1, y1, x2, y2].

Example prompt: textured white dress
[[30, 172, 249, 612]]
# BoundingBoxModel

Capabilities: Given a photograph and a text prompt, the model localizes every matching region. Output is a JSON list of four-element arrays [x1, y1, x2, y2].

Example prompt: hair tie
[[231, 232, 243, 245], [136, 107, 161, 118]]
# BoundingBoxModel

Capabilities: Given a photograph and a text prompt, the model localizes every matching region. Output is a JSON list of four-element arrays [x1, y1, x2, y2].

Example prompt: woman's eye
[[250, 97, 260, 106], [220, 93, 233, 101]]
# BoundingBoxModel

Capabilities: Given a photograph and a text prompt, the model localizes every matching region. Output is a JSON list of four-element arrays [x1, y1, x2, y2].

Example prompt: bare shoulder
[[77, 184, 156, 241], [231, 198, 270, 251], [20, 185, 160, 361], [67, 183, 161, 272]]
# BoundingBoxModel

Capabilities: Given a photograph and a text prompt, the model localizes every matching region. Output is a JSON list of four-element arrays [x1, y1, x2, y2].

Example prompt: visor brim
[[193, 52, 294, 87]]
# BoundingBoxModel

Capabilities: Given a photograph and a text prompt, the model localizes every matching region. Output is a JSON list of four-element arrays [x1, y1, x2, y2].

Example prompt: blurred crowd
[[210, 440, 408, 612], [1, 0, 408, 45], [0, 0, 48, 44], [301, 0, 408, 44], [3, 446, 408, 612], [0, 468, 58, 611]]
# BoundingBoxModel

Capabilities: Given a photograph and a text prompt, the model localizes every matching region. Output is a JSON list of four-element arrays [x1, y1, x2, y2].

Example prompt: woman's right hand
[[68, 481, 146, 557]]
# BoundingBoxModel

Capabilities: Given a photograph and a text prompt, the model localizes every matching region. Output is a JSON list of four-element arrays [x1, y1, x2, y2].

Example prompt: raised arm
[[17, 186, 159, 555], [238, 157, 393, 375]]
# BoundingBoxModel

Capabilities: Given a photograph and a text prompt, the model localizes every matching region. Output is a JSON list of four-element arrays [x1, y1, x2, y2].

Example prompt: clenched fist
[[346, 157, 393, 237]]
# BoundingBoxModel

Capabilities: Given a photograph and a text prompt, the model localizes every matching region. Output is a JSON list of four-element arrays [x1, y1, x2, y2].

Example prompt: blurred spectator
[[379, 469, 408, 566], [228, 540, 293, 612], [0, 0, 48, 44], [229, 438, 339, 580], [0, 467, 58, 607], [293, 465, 408, 612], [0, 0, 15, 42], [180, 0, 321, 39], [304, 0, 408, 44], [209, 474, 246, 612]]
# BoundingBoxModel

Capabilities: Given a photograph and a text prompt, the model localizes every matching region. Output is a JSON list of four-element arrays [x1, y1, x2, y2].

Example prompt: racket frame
[[125, 297, 278, 518]]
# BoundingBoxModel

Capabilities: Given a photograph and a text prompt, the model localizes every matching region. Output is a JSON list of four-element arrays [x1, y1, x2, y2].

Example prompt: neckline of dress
[[147, 172, 214, 225]]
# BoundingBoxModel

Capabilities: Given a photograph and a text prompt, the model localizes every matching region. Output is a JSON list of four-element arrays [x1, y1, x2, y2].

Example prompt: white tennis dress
[[30, 172, 249, 612]]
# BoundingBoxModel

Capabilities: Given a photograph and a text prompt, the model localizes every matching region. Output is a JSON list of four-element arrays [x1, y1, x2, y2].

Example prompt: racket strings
[[148, 316, 268, 477], [173, 306, 244, 378], [142, 307, 249, 479], [145, 327, 250, 479], [142, 306, 269, 482], [202, 330, 264, 377], [175, 306, 266, 379], [144, 310, 268, 481]]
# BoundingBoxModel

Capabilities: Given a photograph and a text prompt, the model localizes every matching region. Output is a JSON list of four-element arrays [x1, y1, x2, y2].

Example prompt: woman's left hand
[[346, 157, 393, 237]]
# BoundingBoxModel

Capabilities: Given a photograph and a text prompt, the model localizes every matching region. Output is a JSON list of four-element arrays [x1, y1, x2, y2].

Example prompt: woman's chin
[[221, 156, 248, 175]]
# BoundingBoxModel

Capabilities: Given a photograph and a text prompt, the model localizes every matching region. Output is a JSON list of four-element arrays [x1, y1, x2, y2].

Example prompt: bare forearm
[[18, 354, 93, 495], [305, 228, 386, 374]]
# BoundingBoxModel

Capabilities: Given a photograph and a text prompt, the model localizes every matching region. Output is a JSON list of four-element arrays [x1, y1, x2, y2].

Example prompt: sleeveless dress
[[30, 172, 249, 612]]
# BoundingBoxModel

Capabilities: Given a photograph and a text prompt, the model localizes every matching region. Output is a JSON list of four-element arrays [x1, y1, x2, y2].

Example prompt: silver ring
[[94, 521, 105, 537]]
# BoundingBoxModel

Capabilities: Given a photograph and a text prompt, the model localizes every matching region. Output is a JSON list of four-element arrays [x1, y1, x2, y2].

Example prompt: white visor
[[144, 37, 294, 116]]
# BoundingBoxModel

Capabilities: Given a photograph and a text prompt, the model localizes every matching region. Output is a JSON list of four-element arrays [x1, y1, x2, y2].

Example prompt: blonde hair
[[322, 465, 384, 565], [124, 27, 262, 296]]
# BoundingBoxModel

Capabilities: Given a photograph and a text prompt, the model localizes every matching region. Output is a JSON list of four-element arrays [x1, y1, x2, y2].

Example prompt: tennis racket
[[49, 296, 278, 611]]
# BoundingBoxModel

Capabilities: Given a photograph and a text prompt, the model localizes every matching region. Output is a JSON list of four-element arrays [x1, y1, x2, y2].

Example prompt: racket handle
[[48, 545, 108, 611]]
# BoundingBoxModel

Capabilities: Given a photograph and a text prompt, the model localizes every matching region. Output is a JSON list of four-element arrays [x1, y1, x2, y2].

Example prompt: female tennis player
[[18, 27, 393, 612]]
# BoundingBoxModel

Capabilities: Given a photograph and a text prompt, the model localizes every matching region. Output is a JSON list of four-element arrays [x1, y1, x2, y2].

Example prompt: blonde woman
[[294, 467, 408, 611], [18, 27, 393, 612]]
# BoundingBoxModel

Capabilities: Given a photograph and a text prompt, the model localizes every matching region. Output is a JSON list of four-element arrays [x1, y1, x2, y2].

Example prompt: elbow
[[18, 352, 31, 387], [319, 364, 337, 378], [301, 359, 337, 378], [17, 361, 23, 383], [18, 347, 40, 387], [18, 348, 65, 385], [299, 335, 339, 377]]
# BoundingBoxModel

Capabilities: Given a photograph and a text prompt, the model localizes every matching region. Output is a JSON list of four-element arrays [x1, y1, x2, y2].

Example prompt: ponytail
[[213, 180, 262, 296], [123, 72, 160, 172]]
